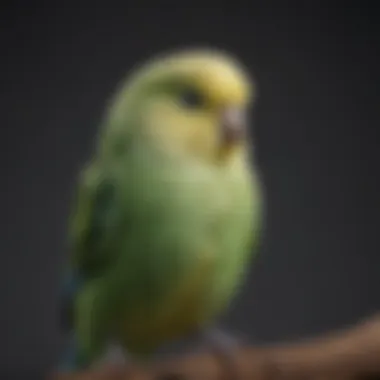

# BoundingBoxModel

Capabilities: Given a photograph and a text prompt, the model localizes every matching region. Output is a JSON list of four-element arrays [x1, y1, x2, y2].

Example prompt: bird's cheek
[[143, 103, 179, 143], [186, 122, 218, 160]]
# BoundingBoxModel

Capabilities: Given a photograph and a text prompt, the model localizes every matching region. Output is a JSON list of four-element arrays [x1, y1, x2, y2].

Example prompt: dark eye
[[178, 88, 204, 108]]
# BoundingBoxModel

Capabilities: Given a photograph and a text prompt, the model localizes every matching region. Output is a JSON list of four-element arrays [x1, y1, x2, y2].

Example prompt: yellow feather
[[118, 247, 216, 352]]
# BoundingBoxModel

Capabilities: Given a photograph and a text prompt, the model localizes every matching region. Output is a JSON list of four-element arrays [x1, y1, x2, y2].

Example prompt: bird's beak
[[220, 106, 247, 146]]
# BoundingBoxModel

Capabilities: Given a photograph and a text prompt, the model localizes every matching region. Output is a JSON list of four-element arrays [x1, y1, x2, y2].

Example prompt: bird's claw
[[202, 329, 244, 380]]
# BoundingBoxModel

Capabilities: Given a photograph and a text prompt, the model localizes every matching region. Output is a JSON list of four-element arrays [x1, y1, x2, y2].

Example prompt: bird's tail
[[59, 268, 82, 331], [56, 268, 86, 372], [57, 333, 85, 372]]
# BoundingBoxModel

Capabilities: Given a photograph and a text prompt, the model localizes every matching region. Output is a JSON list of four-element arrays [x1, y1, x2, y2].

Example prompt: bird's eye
[[178, 88, 204, 109]]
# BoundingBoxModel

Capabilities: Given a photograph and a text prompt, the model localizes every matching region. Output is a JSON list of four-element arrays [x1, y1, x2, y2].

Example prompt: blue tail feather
[[57, 269, 85, 372], [57, 333, 82, 372], [61, 268, 83, 301], [59, 268, 83, 331]]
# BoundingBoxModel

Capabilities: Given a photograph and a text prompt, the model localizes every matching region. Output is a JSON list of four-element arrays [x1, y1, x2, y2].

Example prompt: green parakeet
[[58, 48, 262, 373]]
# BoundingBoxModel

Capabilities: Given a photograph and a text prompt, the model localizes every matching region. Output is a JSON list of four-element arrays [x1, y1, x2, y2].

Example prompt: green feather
[[60, 48, 262, 369]]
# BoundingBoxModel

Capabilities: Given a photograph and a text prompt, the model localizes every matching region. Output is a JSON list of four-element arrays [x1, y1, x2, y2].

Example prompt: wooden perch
[[51, 313, 380, 380]]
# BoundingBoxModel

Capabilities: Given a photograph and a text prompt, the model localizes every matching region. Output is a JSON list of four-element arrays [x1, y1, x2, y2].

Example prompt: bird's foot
[[93, 343, 133, 373], [201, 328, 244, 380]]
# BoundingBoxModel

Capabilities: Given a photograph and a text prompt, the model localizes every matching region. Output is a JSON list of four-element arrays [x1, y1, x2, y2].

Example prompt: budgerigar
[[58, 48, 263, 377]]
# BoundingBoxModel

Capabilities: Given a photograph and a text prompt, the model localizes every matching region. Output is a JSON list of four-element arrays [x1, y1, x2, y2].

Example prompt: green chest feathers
[[113, 161, 258, 351]]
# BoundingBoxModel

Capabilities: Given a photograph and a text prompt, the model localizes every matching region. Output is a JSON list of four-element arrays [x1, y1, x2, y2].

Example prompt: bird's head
[[105, 48, 256, 165]]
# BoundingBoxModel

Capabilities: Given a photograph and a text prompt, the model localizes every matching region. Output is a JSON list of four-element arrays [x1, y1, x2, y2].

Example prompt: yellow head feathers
[[145, 49, 253, 107], [106, 48, 256, 164]]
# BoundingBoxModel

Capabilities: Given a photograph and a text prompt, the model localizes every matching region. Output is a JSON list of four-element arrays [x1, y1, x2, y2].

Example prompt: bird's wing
[[60, 164, 124, 331]]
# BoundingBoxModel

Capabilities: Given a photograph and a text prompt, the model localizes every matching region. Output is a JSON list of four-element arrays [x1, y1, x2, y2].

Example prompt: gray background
[[1, 3, 379, 377]]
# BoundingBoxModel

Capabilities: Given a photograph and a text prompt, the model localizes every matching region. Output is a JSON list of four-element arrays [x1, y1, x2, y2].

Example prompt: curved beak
[[220, 106, 247, 145]]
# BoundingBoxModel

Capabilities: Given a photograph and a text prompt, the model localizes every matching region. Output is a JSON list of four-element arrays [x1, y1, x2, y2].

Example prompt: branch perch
[[51, 313, 380, 380]]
